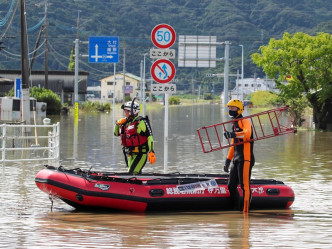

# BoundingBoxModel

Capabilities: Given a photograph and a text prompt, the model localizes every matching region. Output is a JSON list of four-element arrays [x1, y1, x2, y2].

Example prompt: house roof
[[0, 77, 14, 85], [0, 69, 89, 76], [99, 73, 141, 82]]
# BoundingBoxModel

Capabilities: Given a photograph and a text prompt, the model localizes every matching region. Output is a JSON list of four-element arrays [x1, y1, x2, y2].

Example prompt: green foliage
[[6, 88, 14, 97], [3, 0, 332, 89], [249, 91, 280, 107], [168, 96, 181, 105], [203, 93, 213, 100], [80, 101, 111, 112], [285, 95, 310, 127], [68, 49, 75, 71], [30, 87, 62, 115], [125, 96, 132, 102], [251, 32, 332, 129]]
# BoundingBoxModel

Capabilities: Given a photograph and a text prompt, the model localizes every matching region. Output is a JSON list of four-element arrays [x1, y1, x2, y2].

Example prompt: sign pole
[[143, 54, 146, 116], [113, 63, 116, 124], [74, 38, 79, 119], [164, 92, 169, 173], [150, 23, 176, 173]]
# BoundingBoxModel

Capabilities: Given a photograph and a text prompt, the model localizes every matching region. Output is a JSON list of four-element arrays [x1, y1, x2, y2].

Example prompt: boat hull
[[35, 166, 295, 212]]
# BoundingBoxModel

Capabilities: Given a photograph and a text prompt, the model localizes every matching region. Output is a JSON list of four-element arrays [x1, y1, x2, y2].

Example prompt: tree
[[68, 48, 75, 71], [252, 32, 332, 130]]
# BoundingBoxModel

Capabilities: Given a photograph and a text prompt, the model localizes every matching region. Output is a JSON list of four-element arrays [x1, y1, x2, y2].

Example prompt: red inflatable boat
[[35, 166, 295, 212]]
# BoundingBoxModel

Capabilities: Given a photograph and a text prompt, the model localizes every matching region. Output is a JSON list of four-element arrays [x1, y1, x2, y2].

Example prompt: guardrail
[[0, 122, 60, 166]]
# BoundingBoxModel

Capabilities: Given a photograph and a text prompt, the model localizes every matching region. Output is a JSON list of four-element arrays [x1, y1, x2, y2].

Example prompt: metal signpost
[[178, 35, 233, 166], [150, 24, 176, 172]]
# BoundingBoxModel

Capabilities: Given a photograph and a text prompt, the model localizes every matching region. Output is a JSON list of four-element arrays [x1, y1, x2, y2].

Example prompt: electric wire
[[0, 0, 19, 40]]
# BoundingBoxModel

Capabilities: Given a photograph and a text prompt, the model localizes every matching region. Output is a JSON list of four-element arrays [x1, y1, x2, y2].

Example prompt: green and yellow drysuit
[[114, 115, 154, 174]]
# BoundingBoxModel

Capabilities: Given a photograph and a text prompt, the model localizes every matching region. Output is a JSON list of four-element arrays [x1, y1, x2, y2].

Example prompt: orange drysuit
[[226, 116, 255, 212]]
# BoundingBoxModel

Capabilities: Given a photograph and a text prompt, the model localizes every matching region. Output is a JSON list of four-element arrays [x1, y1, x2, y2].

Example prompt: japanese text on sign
[[150, 48, 176, 59], [151, 84, 176, 94]]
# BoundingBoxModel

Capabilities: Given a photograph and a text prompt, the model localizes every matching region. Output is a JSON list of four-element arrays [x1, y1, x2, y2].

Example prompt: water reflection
[[1, 105, 332, 248], [26, 209, 298, 249]]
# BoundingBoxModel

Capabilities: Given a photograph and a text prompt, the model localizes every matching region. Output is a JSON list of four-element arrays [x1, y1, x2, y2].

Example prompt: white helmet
[[121, 101, 140, 115]]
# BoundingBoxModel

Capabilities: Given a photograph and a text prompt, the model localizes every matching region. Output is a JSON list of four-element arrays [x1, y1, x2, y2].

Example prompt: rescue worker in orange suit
[[114, 100, 156, 174], [224, 99, 255, 213]]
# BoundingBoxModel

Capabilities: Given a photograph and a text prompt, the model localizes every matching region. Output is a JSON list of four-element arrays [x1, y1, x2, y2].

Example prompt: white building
[[100, 73, 141, 102], [231, 77, 279, 99]]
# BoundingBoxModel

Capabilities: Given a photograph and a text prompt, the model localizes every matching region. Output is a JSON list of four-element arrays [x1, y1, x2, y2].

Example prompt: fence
[[0, 122, 60, 166]]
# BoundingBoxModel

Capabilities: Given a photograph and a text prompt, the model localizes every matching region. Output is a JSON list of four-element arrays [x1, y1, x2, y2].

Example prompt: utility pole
[[122, 48, 126, 104], [29, 25, 44, 73], [223, 41, 230, 107], [76, 10, 81, 40], [20, 0, 30, 123], [44, 0, 49, 89], [240, 45, 244, 101]]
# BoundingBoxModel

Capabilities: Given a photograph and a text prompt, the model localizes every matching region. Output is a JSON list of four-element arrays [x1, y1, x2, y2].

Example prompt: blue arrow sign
[[89, 36, 119, 63]]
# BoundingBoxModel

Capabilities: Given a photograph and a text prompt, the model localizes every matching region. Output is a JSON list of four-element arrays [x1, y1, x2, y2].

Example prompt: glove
[[148, 151, 156, 164], [224, 131, 236, 139], [116, 118, 127, 125], [224, 158, 231, 173]]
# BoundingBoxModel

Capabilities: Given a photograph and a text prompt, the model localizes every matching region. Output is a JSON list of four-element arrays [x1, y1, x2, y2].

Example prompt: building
[[0, 77, 14, 96], [100, 73, 141, 102], [0, 70, 89, 105], [231, 77, 279, 99], [87, 85, 101, 100]]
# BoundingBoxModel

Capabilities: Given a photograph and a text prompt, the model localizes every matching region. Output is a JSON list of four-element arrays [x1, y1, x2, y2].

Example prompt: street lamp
[[239, 45, 244, 101]]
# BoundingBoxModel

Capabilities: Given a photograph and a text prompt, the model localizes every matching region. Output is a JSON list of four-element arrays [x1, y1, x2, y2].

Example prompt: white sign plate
[[151, 84, 176, 94], [178, 35, 216, 68], [150, 48, 176, 59]]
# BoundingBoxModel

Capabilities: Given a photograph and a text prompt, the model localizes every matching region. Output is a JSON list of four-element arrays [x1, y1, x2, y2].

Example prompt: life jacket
[[120, 117, 148, 148], [232, 118, 254, 155]]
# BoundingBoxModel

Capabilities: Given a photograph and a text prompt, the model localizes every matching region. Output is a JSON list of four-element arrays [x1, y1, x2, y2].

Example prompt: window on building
[[251, 84, 254, 87], [126, 82, 131, 86], [108, 93, 113, 98], [107, 81, 115, 85], [244, 84, 248, 87], [238, 84, 241, 87], [258, 84, 261, 87]]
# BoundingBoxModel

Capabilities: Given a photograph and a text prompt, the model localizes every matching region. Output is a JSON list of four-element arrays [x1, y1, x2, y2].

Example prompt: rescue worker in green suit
[[223, 99, 255, 213], [114, 100, 155, 174]]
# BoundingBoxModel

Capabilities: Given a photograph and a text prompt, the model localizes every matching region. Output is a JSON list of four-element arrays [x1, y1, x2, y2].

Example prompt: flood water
[[1, 104, 332, 248]]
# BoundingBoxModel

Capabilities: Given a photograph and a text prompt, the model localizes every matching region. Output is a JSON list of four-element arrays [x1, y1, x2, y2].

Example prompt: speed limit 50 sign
[[151, 24, 176, 49]]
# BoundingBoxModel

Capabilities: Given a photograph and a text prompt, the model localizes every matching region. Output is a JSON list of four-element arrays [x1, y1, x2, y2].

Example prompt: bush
[[168, 96, 181, 105], [249, 91, 280, 107], [80, 101, 111, 112], [30, 87, 61, 115], [203, 93, 213, 100]]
